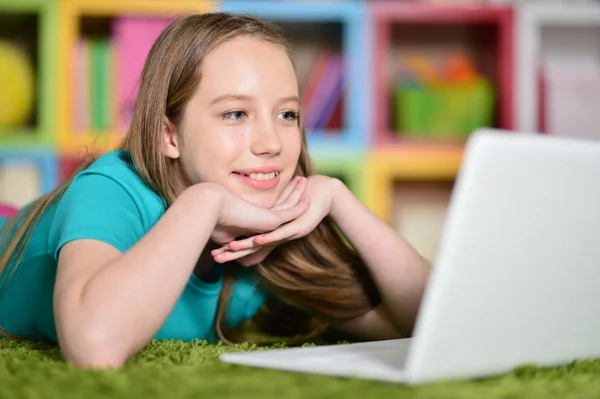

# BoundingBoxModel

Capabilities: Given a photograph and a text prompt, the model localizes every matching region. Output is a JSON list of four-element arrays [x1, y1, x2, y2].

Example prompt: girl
[[0, 12, 430, 368]]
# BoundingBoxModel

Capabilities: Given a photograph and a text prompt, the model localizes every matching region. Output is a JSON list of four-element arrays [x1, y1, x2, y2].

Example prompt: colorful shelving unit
[[0, 0, 535, 255]]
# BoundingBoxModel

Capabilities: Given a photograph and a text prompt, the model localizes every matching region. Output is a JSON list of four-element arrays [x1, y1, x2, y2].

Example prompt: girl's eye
[[222, 110, 247, 120], [278, 110, 299, 122]]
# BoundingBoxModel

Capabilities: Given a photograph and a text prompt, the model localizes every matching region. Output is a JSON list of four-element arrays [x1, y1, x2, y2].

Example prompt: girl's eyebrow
[[209, 94, 299, 107], [209, 94, 252, 106], [277, 96, 300, 106]]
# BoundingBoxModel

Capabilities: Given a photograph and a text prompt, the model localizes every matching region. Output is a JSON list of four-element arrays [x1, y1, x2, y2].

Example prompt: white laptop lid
[[405, 128, 600, 383]]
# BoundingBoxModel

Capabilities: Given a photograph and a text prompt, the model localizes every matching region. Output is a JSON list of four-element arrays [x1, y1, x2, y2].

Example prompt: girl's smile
[[232, 166, 282, 190]]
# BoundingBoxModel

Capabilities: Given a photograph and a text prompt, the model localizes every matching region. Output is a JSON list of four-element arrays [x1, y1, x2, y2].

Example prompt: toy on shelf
[[393, 52, 495, 140], [0, 39, 35, 129]]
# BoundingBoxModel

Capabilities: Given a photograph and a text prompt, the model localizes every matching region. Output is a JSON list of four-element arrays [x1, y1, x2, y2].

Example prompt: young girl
[[0, 12, 430, 368]]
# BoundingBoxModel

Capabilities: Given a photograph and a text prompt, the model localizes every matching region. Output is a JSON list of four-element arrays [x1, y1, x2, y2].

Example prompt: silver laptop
[[220, 128, 600, 384]]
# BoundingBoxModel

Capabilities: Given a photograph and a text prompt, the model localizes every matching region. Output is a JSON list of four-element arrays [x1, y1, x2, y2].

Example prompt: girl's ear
[[163, 118, 180, 159]]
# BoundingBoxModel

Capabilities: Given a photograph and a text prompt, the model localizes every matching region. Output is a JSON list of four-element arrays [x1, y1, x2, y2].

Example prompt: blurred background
[[0, 0, 598, 261]]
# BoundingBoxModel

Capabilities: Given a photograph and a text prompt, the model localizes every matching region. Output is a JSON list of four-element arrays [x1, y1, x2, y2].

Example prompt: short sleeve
[[49, 172, 147, 260]]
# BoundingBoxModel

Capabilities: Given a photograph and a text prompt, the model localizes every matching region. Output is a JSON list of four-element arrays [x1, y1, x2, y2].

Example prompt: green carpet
[[2, 339, 600, 399]]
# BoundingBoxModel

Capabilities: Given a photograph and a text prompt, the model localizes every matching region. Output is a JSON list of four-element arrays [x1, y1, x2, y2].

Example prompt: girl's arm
[[328, 180, 432, 338], [55, 184, 221, 368], [54, 183, 305, 368]]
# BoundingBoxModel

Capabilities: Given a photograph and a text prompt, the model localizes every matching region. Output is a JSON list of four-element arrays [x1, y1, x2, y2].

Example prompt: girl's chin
[[229, 189, 279, 209], [244, 195, 279, 209]]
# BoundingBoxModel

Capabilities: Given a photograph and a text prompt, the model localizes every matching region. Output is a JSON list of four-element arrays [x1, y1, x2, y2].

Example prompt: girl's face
[[164, 35, 302, 209]]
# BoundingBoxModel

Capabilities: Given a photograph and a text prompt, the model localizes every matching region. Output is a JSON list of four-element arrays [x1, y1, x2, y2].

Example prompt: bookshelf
[[5, 0, 581, 257], [56, 0, 216, 157]]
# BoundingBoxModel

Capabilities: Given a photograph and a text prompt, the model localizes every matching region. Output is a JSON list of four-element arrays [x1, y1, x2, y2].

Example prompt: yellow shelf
[[58, 130, 123, 156], [59, 0, 216, 16], [365, 143, 464, 222], [369, 143, 464, 180]]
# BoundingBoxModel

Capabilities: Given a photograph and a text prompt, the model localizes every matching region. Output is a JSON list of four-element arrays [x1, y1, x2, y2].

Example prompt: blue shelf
[[306, 129, 364, 154], [221, 0, 369, 151], [220, 1, 362, 22], [0, 149, 58, 194]]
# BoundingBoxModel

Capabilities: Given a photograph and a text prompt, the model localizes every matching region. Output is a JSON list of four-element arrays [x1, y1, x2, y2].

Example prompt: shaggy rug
[[2, 339, 600, 398]]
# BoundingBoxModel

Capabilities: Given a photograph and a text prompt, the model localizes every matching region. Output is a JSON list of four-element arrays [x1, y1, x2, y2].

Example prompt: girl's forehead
[[197, 37, 298, 98]]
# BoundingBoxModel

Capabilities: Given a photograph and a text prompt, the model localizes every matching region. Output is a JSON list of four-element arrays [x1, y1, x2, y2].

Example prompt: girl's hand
[[211, 175, 342, 265], [226, 176, 309, 266], [209, 181, 309, 247]]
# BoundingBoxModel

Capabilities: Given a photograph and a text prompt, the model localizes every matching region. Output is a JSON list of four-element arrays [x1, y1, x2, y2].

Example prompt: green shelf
[[0, 0, 57, 150], [310, 149, 366, 202], [0, 0, 48, 12]]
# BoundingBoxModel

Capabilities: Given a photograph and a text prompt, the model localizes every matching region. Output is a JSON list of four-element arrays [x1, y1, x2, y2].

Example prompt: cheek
[[186, 137, 245, 184], [284, 133, 302, 167]]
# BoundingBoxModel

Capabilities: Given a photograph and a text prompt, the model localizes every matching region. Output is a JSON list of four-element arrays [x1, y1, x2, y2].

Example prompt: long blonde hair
[[0, 13, 380, 345]]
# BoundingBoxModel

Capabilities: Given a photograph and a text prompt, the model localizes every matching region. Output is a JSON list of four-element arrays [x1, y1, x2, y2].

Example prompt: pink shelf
[[371, 3, 514, 147]]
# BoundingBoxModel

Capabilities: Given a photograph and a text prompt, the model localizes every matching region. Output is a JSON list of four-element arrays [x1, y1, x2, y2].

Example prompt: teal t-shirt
[[0, 150, 269, 343]]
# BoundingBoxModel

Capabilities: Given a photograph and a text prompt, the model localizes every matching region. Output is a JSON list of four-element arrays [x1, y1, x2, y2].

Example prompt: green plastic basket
[[394, 78, 495, 139]]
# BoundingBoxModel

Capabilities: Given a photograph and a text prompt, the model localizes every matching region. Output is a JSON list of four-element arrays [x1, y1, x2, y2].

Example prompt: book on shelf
[[72, 36, 115, 134], [301, 51, 344, 133], [72, 16, 173, 135], [113, 16, 173, 132]]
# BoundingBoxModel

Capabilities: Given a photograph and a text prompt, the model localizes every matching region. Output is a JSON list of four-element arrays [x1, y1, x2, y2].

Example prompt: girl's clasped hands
[[211, 175, 340, 266]]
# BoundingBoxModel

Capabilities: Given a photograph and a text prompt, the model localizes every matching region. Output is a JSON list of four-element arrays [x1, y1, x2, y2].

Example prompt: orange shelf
[[370, 141, 464, 179], [365, 143, 464, 222], [58, 130, 123, 156]]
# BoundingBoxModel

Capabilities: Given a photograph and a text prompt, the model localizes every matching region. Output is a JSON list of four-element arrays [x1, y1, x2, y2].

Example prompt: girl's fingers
[[225, 235, 256, 251], [274, 176, 301, 207], [211, 246, 227, 256], [272, 177, 307, 211], [210, 231, 261, 254], [236, 246, 275, 267], [253, 220, 302, 246], [273, 196, 310, 224], [210, 195, 309, 258], [214, 246, 260, 263]]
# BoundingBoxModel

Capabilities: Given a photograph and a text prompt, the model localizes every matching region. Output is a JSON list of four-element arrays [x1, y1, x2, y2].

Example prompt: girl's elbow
[[67, 351, 127, 369], [59, 325, 130, 369]]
